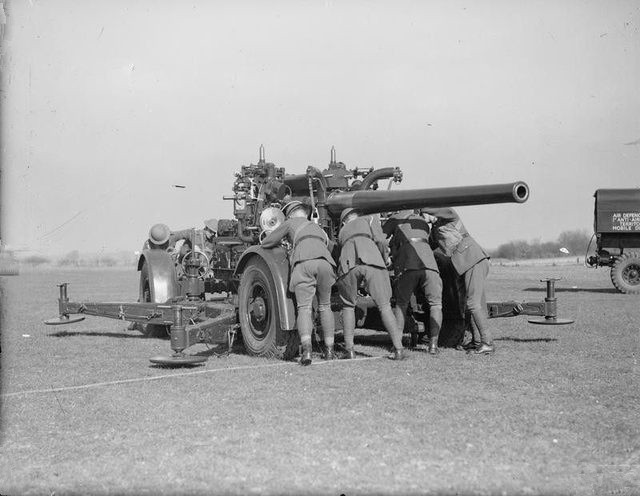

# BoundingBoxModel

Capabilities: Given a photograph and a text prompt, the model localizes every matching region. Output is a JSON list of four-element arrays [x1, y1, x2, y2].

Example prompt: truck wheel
[[138, 261, 170, 338], [610, 251, 640, 294], [238, 257, 299, 359]]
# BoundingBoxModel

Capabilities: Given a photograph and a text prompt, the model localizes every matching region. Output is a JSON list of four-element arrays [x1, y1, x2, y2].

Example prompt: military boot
[[343, 348, 357, 360], [322, 344, 337, 360], [300, 345, 312, 366], [413, 334, 430, 351], [461, 341, 481, 352], [388, 347, 406, 361], [471, 343, 495, 355]]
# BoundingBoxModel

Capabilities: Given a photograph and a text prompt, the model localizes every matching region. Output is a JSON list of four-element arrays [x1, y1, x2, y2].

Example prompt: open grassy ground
[[1, 264, 638, 495]]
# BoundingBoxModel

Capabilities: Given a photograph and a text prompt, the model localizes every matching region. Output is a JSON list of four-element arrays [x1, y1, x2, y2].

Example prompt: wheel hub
[[623, 264, 640, 285], [250, 296, 267, 322]]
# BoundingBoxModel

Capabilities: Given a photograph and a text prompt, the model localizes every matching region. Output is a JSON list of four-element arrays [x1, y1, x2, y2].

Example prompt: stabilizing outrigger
[[45, 283, 237, 365]]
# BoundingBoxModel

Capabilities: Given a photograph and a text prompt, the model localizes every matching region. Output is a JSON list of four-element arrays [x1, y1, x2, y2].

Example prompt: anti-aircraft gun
[[45, 146, 555, 366]]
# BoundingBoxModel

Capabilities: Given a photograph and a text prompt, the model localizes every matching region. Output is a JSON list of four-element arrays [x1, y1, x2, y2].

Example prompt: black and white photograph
[[1, 1, 639, 494]]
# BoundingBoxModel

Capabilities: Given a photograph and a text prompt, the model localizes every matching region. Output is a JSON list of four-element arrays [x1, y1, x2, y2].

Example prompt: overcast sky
[[1, 0, 639, 256]]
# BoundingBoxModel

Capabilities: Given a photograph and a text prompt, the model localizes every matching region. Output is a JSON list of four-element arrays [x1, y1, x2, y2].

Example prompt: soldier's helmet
[[340, 207, 358, 224], [204, 218, 218, 233], [282, 200, 309, 218], [148, 223, 171, 246]]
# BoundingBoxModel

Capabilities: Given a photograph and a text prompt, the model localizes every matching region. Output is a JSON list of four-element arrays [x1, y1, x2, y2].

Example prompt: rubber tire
[[610, 251, 640, 294], [138, 261, 170, 338], [238, 257, 299, 359]]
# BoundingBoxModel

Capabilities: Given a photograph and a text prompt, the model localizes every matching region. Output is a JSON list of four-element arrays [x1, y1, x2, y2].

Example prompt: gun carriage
[[46, 147, 568, 365]]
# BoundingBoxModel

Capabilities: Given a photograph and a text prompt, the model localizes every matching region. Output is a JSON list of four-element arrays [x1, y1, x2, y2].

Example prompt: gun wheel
[[238, 257, 299, 359], [610, 251, 640, 294]]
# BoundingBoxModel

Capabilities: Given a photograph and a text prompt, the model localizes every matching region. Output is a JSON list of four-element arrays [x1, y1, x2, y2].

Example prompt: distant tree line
[[56, 250, 121, 267], [20, 250, 137, 267], [19, 230, 592, 266], [490, 229, 591, 260]]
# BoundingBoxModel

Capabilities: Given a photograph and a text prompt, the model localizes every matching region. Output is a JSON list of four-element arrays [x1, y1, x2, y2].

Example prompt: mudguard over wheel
[[238, 257, 299, 359], [138, 261, 170, 337], [610, 251, 640, 294]]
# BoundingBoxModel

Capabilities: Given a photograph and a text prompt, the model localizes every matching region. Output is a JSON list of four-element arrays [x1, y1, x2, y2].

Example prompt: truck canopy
[[594, 189, 640, 233]]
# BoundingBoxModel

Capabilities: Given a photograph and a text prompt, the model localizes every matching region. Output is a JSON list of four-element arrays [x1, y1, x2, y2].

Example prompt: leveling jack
[[43, 284, 86, 325], [527, 278, 575, 325], [148, 303, 208, 366]]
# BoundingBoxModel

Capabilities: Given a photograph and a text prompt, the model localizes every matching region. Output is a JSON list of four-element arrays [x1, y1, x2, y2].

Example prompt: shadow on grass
[[49, 330, 148, 339], [149, 362, 206, 370], [523, 287, 618, 294], [191, 345, 235, 358], [495, 336, 558, 343], [146, 342, 242, 369], [324, 343, 377, 358], [354, 333, 394, 348]]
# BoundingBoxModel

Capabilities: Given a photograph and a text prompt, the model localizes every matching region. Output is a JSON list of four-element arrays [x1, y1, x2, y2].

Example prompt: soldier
[[200, 218, 219, 263], [383, 210, 443, 354], [170, 219, 217, 262], [260, 200, 337, 366], [203, 218, 218, 247], [421, 207, 495, 355], [338, 208, 406, 360]]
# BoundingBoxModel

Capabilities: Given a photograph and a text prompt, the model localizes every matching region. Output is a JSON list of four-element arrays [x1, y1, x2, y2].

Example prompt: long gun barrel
[[326, 181, 529, 216]]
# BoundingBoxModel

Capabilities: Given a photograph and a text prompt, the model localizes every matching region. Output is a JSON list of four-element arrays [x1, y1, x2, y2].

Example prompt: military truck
[[587, 189, 640, 294]]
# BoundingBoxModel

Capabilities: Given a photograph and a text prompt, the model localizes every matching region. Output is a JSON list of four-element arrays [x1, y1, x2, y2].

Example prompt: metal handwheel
[[180, 249, 211, 278]]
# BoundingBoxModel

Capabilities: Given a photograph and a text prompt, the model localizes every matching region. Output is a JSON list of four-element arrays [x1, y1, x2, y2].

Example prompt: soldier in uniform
[[203, 219, 218, 250], [170, 219, 218, 264], [383, 210, 443, 355], [338, 208, 406, 360], [421, 207, 495, 355], [261, 201, 337, 366], [200, 218, 219, 264]]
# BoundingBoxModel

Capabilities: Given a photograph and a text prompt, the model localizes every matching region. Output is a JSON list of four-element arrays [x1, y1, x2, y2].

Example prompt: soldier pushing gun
[[337, 208, 406, 360], [260, 200, 337, 366], [421, 207, 495, 355], [384, 210, 443, 355]]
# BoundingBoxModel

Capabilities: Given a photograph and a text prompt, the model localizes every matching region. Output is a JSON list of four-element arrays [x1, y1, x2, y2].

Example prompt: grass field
[[1, 264, 638, 495]]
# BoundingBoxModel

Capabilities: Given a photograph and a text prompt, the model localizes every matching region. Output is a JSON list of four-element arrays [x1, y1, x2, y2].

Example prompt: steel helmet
[[282, 200, 309, 218], [148, 223, 171, 245], [340, 208, 357, 224], [204, 218, 218, 232]]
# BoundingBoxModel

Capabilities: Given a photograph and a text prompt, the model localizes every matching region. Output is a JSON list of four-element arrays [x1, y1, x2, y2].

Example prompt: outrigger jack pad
[[44, 315, 86, 325], [528, 317, 575, 325], [149, 354, 207, 366]]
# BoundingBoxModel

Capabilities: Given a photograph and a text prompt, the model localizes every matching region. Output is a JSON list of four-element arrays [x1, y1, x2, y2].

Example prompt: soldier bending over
[[384, 210, 443, 355], [421, 207, 494, 355], [261, 201, 337, 366], [338, 208, 405, 360]]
